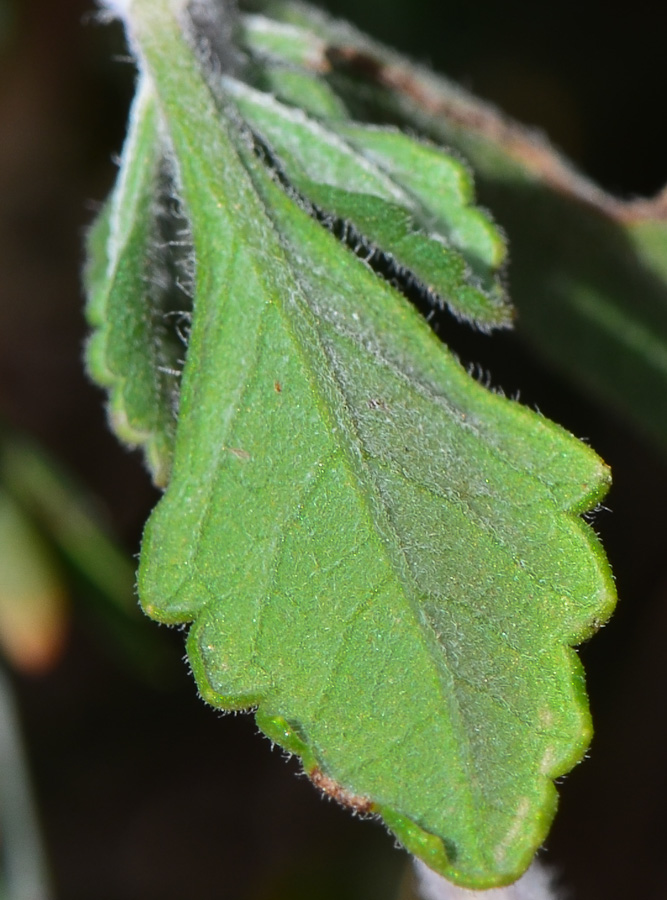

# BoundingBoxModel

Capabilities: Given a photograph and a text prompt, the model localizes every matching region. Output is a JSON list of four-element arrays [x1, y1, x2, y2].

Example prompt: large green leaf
[[240, 0, 667, 454], [90, 0, 615, 888]]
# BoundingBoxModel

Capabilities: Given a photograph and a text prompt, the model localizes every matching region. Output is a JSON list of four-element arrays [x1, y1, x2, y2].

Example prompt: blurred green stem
[[0, 436, 135, 614], [0, 429, 171, 683], [0, 667, 53, 900]]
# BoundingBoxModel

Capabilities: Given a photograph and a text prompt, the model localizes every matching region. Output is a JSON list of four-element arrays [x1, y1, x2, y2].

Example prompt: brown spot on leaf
[[308, 767, 374, 815], [274, 381, 282, 393], [226, 446, 251, 461]]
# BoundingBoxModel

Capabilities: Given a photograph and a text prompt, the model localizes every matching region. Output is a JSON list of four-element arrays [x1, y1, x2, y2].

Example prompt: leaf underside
[[86, 0, 616, 888], [84, 78, 193, 487]]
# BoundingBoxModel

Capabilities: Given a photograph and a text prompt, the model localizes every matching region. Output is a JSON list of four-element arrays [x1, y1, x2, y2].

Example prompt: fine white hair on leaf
[[413, 858, 563, 900], [97, 0, 132, 21], [186, 0, 240, 76]]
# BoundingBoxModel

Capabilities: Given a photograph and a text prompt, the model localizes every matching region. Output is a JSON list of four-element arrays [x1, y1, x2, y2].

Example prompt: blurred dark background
[[2, 0, 667, 897]]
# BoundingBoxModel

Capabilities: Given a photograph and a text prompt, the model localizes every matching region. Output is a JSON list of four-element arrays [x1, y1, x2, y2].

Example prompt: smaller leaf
[[241, 14, 350, 119], [242, 0, 667, 456], [239, 17, 505, 292], [259, 64, 350, 120], [240, 13, 344, 112], [333, 123, 506, 283], [240, 10, 327, 68], [85, 75, 190, 486], [224, 76, 510, 329]]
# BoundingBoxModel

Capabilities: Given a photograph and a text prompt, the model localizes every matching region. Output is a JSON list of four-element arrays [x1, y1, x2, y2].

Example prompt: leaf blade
[[223, 75, 510, 328], [107, 0, 615, 888], [84, 75, 187, 486]]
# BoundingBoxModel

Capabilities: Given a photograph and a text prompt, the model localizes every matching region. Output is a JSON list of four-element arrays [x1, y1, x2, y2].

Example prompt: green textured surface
[[84, 76, 184, 486], [256, 64, 350, 120], [225, 76, 509, 328], [241, 0, 667, 455], [89, 0, 616, 888]]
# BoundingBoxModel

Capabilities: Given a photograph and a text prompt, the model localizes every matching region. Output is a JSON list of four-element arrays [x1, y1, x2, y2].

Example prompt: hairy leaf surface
[[90, 0, 616, 888], [223, 76, 509, 327], [240, 0, 667, 454], [85, 77, 190, 486]]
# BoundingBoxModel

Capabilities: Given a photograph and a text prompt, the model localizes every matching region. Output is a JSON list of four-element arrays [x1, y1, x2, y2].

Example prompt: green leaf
[[84, 75, 190, 486], [240, 0, 667, 455], [241, 9, 326, 67], [223, 76, 509, 328], [238, 14, 505, 290], [91, 0, 615, 888]]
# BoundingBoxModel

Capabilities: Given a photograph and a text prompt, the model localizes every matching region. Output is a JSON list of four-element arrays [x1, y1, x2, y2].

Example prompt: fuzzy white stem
[[98, 0, 133, 19], [413, 859, 562, 900]]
